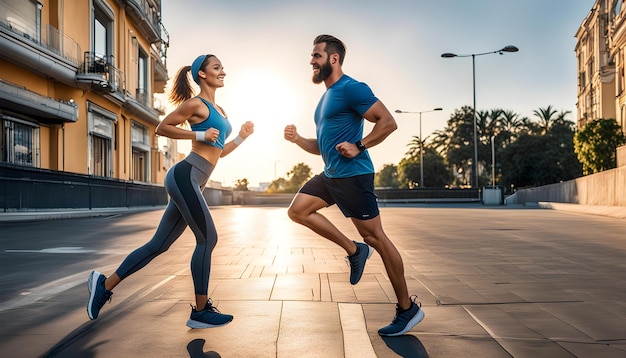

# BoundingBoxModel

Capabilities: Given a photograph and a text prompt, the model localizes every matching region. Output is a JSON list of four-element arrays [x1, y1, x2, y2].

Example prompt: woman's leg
[[105, 199, 188, 290], [88, 164, 189, 320], [165, 156, 217, 310]]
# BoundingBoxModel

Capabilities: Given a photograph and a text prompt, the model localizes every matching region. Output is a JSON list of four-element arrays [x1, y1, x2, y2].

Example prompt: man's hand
[[284, 124, 299, 143], [335, 141, 360, 158]]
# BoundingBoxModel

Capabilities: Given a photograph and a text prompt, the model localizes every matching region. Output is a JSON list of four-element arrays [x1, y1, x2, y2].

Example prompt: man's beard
[[312, 59, 332, 84]]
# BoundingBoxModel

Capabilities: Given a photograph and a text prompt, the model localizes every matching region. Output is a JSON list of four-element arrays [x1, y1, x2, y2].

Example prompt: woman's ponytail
[[168, 65, 193, 105]]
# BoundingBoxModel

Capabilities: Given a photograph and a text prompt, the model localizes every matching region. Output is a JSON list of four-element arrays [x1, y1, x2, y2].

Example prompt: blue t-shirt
[[315, 75, 378, 178], [190, 97, 232, 149]]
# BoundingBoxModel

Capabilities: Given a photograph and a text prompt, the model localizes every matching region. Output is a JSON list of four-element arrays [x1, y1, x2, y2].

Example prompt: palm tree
[[485, 109, 504, 138], [532, 105, 558, 134], [431, 129, 450, 154], [404, 135, 425, 159], [498, 110, 523, 145]]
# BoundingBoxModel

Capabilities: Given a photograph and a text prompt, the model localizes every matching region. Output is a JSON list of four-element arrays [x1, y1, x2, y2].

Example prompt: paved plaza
[[0, 204, 625, 357]]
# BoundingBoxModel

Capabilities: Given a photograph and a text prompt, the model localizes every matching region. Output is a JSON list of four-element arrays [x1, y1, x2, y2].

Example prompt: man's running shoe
[[347, 241, 373, 284], [378, 295, 424, 336], [87, 270, 112, 320], [186, 299, 233, 329]]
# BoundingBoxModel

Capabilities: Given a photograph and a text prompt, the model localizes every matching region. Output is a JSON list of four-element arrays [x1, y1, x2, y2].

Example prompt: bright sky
[[157, 0, 595, 189]]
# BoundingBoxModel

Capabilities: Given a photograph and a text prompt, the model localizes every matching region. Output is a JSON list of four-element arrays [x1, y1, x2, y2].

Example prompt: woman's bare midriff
[[191, 142, 222, 166]]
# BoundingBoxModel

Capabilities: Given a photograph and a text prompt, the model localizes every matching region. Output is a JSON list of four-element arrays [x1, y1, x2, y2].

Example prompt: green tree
[[375, 164, 400, 188], [532, 105, 559, 135], [266, 162, 313, 193], [431, 106, 474, 186], [266, 177, 287, 193], [500, 113, 581, 190], [234, 178, 249, 191], [398, 145, 452, 188], [574, 118, 626, 175]]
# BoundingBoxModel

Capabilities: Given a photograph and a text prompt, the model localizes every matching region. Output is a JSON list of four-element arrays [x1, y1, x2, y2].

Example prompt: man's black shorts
[[298, 172, 379, 220]]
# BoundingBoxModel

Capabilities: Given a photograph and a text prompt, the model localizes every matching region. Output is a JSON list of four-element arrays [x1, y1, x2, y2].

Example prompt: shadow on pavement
[[382, 335, 429, 358], [187, 339, 221, 358]]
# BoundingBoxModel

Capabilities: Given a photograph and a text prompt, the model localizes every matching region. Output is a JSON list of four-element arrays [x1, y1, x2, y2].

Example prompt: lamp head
[[441, 53, 457, 58], [500, 45, 518, 53], [394, 109, 403, 113], [434, 107, 443, 111]]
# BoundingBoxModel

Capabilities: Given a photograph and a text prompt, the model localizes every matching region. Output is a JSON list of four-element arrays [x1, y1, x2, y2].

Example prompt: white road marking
[[0, 264, 117, 313], [5, 247, 96, 254], [338, 303, 377, 358]]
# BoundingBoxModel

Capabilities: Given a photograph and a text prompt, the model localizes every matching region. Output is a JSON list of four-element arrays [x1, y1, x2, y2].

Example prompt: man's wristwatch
[[355, 140, 367, 152]]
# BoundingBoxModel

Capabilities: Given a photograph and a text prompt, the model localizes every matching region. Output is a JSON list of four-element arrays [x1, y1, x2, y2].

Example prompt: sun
[[219, 68, 315, 156]]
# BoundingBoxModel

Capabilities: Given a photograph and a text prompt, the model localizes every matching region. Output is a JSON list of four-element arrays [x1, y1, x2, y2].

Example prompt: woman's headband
[[191, 54, 213, 85]]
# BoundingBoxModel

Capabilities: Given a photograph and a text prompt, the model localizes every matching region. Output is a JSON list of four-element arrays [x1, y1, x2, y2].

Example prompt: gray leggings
[[114, 152, 217, 295]]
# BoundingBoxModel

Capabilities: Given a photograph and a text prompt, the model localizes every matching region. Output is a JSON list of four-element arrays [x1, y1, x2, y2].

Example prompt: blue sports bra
[[190, 97, 232, 149]]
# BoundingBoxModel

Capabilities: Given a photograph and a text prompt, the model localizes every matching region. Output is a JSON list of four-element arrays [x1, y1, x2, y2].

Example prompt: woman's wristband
[[195, 131, 205, 141], [233, 135, 245, 145]]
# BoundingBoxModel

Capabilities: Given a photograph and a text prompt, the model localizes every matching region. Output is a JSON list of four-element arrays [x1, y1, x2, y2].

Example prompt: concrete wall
[[618, 145, 626, 168], [516, 146, 626, 206], [202, 190, 295, 206]]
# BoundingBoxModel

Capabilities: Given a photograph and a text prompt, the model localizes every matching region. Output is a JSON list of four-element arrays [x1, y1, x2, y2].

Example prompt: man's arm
[[335, 100, 397, 158], [284, 124, 320, 155]]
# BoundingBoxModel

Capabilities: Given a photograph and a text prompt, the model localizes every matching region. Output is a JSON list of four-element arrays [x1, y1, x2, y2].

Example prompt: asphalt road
[[0, 204, 625, 357]]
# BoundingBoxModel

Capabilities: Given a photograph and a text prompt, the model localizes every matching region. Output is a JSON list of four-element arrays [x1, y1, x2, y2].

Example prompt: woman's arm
[[220, 121, 255, 157], [156, 98, 219, 142]]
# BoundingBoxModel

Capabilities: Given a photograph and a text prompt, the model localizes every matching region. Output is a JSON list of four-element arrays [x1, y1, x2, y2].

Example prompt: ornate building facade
[[0, 0, 170, 183], [576, 0, 626, 133]]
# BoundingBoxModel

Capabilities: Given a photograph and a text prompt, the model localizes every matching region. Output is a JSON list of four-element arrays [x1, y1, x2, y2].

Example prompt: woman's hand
[[202, 128, 220, 142], [239, 121, 254, 138]]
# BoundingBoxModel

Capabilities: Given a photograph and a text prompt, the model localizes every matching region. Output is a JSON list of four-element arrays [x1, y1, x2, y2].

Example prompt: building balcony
[[152, 22, 169, 91], [123, 88, 162, 125], [76, 52, 126, 95], [0, 22, 80, 88], [123, 0, 162, 44], [0, 78, 78, 123]]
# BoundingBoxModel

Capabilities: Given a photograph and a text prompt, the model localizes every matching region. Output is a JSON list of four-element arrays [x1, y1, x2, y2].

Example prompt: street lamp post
[[441, 45, 518, 188], [491, 135, 495, 187], [395, 108, 442, 187]]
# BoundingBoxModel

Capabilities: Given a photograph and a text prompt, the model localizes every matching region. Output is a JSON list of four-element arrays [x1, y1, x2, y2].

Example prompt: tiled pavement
[[1, 204, 626, 357]]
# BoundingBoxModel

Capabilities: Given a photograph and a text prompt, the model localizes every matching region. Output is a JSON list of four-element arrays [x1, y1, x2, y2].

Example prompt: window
[[131, 122, 150, 182], [1, 115, 40, 167], [0, 0, 42, 41], [88, 103, 115, 177], [91, 134, 111, 177], [131, 148, 147, 181], [137, 47, 149, 106], [93, 0, 114, 62]]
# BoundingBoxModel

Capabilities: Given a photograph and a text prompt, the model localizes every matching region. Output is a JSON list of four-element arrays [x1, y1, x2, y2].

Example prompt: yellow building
[[0, 0, 169, 184], [576, 0, 626, 133]]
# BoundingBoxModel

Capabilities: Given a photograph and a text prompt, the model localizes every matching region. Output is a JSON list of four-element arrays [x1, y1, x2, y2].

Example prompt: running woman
[[284, 35, 424, 336], [87, 54, 254, 329]]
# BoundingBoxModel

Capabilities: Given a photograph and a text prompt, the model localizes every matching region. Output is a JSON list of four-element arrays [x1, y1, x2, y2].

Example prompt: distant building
[[576, 0, 626, 133], [0, 0, 171, 183]]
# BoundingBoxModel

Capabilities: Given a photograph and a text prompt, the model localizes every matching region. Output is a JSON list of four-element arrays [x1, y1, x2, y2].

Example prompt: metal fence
[[0, 163, 167, 211], [375, 188, 481, 204]]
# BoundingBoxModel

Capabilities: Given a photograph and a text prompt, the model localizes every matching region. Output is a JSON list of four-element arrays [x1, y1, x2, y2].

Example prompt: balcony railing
[[135, 88, 149, 107], [157, 21, 169, 68], [78, 52, 126, 93], [124, 0, 161, 43], [0, 20, 81, 65]]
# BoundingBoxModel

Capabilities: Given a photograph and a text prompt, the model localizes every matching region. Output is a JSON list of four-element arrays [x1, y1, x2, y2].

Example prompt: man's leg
[[287, 192, 357, 255], [353, 215, 424, 336], [351, 216, 410, 309]]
